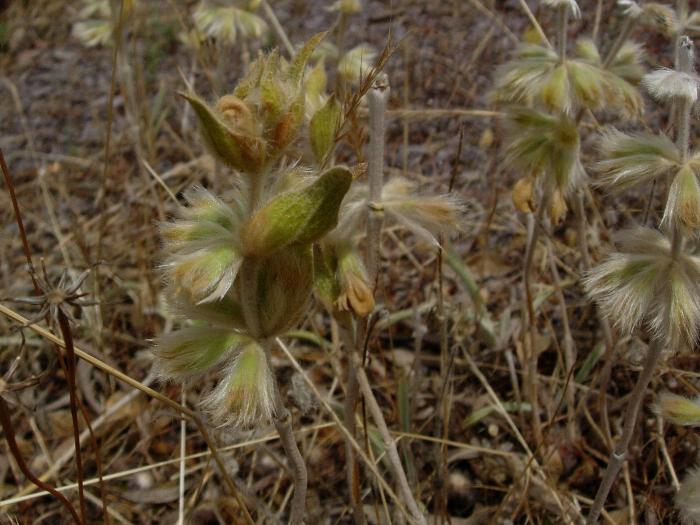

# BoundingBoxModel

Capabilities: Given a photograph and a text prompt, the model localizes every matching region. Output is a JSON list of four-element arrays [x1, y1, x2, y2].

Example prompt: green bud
[[310, 95, 341, 163], [241, 166, 352, 258], [180, 92, 266, 173]]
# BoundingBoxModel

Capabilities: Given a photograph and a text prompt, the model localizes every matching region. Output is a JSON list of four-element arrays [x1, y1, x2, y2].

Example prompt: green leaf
[[310, 95, 341, 163], [290, 32, 327, 82], [180, 92, 265, 172], [241, 166, 353, 258]]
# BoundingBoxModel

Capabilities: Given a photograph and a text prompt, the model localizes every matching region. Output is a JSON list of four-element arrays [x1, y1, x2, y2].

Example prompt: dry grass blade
[[0, 304, 255, 525]]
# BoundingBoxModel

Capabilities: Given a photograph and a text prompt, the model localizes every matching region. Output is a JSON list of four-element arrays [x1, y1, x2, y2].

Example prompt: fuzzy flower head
[[643, 37, 699, 104], [333, 177, 464, 247], [327, 0, 362, 14], [656, 392, 700, 426], [493, 40, 644, 118], [617, 0, 643, 18], [677, 467, 700, 524], [541, 0, 581, 18], [202, 341, 276, 428], [154, 329, 275, 428], [160, 187, 244, 304], [193, 0, 267, 45], [338, 45, 377, 85], [595, 128, 700, 233], [640, 3, 678, 36], [585, 227, 700, 351], [504, 108, 585, 197]]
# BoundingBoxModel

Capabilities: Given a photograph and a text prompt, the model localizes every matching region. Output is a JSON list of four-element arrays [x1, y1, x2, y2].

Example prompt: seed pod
[[241, 166, 352, 258]]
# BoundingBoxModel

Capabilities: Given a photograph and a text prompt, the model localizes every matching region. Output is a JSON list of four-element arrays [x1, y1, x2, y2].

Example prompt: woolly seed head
[[640, 3, 678, 36], [193, 1, 268, 45], [595, 128, 680, 192], [643, 69, 699, 104], [504, 108, 585, 196], [677, 467, 700, 524], [493, 42, 643, 118], [160, 188, 244, 304], [617, 0, 642, 18], [662, 164, 700, 233], [585, 227, 700, 350], [333, 178, 464, 248], [656, 392, 700, 426], [327, 0, 362, 14], [202, 341, 276, 428], [153, 327, 251, 380], [338, 45, 377, 85]]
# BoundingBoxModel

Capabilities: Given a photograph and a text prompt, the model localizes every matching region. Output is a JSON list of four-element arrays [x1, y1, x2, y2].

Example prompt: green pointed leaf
[[290, 32, 328, 82], [180, 92, 266, 172], [241, 166, 353, 257], [310, 95, 341, 163]]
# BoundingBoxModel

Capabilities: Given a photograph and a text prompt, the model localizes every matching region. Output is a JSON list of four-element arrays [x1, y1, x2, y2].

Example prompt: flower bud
[[336, 246, 374, 317], [241, 166, 352, 258], [512, 175, 536, 213]]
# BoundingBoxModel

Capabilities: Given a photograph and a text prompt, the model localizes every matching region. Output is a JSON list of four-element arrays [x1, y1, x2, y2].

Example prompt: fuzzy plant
[[72, 0, 135, 48], [153, 33, 355, 525], [492, 0, 651, 445], [192, 0, 268, 47], [307, 70, 461, 525], [584, 35, 700, 523]]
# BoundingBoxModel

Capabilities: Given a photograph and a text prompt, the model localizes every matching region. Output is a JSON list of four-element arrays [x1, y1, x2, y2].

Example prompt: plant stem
[[602, 15, 636, 69], [588, 36, 693, 523], [56, 310, 87, 524], [522, 197, 547, 446], [366, 75, 390, 286], [353, 355, 427, 525], [261, 0, 295, 57], [273, 395, 308, 525], [586, 338, 665, 524], [0, 304, 255, 524], [556, 4, 568, 62], [340, 327, 367, 525]]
